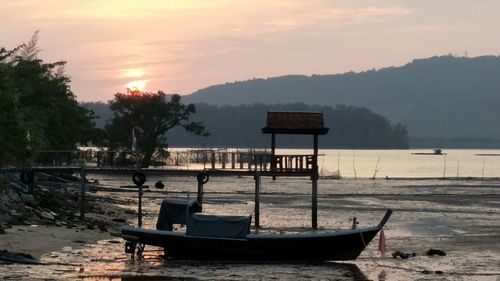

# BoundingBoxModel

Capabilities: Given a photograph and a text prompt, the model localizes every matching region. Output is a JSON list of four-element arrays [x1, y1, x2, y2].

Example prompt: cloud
[[207, 2, 411, 37], [8, 0, 500, 102]]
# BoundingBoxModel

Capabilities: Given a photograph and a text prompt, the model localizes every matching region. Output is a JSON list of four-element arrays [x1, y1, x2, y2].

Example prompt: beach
[[1, 174, 499, 280]]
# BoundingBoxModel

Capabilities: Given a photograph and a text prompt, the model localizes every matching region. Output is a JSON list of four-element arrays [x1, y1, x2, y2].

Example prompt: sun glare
[[126, 80, 146, 94]]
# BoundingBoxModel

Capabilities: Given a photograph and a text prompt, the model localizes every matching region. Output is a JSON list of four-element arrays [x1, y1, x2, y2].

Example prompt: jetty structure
[[2, 111, 330, 229], [261, 111, 329, 228]]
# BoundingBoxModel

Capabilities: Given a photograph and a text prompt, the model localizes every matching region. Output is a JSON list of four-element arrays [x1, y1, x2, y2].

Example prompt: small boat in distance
[[412, 149, 446, 155], [121, 197, 393, 261]]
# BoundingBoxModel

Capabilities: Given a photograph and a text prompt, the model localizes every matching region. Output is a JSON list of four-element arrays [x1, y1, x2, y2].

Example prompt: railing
[[26, 149, 318, 175], [271, 154, 316, 173]]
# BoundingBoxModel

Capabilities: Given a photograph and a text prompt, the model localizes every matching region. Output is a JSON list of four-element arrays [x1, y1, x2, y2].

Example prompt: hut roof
[[261, 111, 329, 135]]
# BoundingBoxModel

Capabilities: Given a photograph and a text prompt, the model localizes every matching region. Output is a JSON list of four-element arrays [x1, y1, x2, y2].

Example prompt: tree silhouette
[[106, 92, 208, 167], [0, 32, 98, 165]]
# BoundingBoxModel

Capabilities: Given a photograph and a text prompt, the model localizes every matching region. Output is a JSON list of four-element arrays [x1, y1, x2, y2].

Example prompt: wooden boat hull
[[122, 225, 381, 261], [121, 209, 392, 261]]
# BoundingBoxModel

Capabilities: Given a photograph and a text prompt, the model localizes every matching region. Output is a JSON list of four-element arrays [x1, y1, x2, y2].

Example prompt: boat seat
[[156, 198, 202, 230], [186, 214, 252, 239]]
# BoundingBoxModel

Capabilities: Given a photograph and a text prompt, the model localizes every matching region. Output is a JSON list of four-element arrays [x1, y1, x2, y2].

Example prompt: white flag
[[132, 127, 137, 152]]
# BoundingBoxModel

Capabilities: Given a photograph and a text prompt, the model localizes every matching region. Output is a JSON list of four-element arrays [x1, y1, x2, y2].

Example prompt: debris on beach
[[0, 249, 40, 264], [391, 250, 416, 259], [426, 248, 446, 256], [0, 172, 124, 234], [155, 180, 165, 189]]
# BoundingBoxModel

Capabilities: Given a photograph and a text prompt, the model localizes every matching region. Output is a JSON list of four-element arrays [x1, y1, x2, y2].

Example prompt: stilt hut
[[262, 111, 329, 228]]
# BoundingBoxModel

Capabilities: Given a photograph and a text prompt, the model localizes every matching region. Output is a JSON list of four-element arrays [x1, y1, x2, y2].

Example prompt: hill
[[82, 102, 409, 149], [167, 103, 408, 148], [184, 55, 500, 147]]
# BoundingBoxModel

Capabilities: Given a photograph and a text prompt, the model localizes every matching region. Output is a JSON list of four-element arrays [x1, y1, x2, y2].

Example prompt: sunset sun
[[126, 80, 146, 94]]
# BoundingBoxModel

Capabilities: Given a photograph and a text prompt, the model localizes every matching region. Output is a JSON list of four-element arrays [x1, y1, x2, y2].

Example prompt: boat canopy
[[156, 198, 201, 230], [186, 214, 252, 239]]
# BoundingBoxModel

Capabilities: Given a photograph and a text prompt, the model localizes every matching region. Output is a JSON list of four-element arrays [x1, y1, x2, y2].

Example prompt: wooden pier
[[1, 111, 329, 229]]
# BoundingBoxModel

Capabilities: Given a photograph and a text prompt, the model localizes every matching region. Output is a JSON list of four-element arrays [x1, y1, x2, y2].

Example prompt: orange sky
[[1, 1, 500, 101]]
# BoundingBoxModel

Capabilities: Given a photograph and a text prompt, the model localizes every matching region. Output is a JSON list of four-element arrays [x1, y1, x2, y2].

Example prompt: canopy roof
[[262, 111, 329, 135]]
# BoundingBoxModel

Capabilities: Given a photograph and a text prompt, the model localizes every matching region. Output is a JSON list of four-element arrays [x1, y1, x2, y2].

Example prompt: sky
[[1, 0, 500, 102]]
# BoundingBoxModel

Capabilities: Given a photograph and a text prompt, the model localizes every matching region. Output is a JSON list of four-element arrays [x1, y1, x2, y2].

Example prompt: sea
[[172, 148, 500, 179], [307, 148, 500, 179]]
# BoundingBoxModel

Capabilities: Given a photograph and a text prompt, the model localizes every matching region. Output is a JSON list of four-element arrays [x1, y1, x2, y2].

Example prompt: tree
[[0, 32, 98, 166], [106, 91, 208, 167], [0, 56, 29, 165]]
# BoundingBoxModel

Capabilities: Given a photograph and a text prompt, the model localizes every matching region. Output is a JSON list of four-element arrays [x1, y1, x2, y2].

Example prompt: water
[[2, 149, 500, 280], [295, 148, 500, 178], [171, 148, 500, 178]]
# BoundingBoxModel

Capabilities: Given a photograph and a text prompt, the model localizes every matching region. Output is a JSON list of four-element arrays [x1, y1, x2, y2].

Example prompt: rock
[[0, 214, 11, 224], [20, 194, 34, 203], [155, 181, 165, 189], [40, 211, 55, 220], [61, 246, 73, 253], [426, 248, 446, 256], [6, 189, 22, 203], [0, 227, 5, 234], [72, 240, 87, 244], [391, 250, 416, 259], [7, 182, 26, 195], [98, 224, 108, 232]]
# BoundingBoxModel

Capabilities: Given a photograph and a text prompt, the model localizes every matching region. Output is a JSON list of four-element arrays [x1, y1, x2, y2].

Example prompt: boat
[[121, 197, 392, 261], [411, 148, 446, 155]]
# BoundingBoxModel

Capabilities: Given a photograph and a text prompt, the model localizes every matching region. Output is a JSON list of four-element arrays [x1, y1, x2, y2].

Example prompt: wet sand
[[1, 175, 499, 280], [0, 225, 111, 259]]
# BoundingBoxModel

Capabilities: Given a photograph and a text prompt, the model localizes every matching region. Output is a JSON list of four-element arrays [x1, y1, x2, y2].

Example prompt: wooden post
[[254, 172, 261, 230], [197, 176, 204, 207], [271, 133, 276, 180], [138, 183, 143, 227], [231, 153, 235, 169], [80, 161, 86, 219], [311, 173, 318, 229], [211, 152, 215, 170], [313, 134, 319, 162], [312, 134, 319, 229], [133, 169, 146, 228], [222, 152, 226, 169], [271, 133, 276, 158]]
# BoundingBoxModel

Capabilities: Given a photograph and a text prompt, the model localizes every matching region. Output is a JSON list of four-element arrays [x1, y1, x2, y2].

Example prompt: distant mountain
[[81, 102, 409, 149], [81, 101, 112, 129], [166, 103, 408, 149], [184, 55, 500, 147]]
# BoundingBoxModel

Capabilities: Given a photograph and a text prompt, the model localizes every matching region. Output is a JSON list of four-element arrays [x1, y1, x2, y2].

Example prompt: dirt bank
[[0, 172, 135, 260]]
